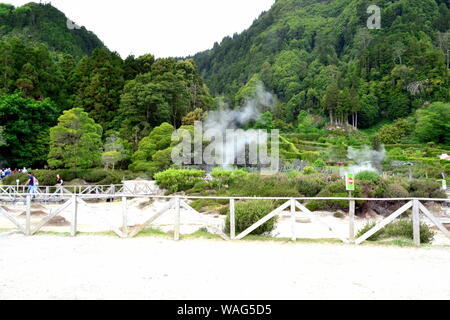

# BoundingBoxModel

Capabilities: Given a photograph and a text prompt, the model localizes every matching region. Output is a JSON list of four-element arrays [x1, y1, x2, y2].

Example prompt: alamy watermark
[[367, 5, 381, 30], [171, 121, 280, 173], [67, 19, 81, 30]]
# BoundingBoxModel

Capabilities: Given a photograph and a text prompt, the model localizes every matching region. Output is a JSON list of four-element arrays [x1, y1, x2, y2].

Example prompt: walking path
[[0, 235, 449, 300]]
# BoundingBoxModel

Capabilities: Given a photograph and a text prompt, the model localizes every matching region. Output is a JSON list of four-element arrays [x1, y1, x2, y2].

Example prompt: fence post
[[122, 196, 128, 238], [26, 195, 31, 236], [349, 199, 356, 243], [174, 197, 180, 241], [70, 195, 78, 237], [291, 199, 296, 242], [230, 199, 235, 240], [412, 199, 421, 246]]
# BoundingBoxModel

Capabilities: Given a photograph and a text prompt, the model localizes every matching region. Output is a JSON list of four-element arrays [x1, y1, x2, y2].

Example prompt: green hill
[[193, 0, 450, 128], [0, 2, 104, 58]]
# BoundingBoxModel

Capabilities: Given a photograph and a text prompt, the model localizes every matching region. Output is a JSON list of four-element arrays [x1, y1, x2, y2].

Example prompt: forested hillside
[[0, 2, 213, 169], [0, 1, 448, 183], [193, 0, 450, 128], [0, 2, 104, 58]]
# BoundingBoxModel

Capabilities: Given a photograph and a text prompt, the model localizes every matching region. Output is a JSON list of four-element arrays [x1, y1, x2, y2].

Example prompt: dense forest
[[0, 2, 104, 58], [193, 0, 450, 128], [0, 0, 448, 181], [0, 2, 213, 170]]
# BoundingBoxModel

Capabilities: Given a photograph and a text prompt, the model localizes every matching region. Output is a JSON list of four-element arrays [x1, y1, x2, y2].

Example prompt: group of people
[[25, 173, 64, 196], [0, 167, 28, 179], [0, 168, 64, 197]]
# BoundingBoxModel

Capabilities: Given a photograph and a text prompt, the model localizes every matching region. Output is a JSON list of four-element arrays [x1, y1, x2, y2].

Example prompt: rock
[[365, 209, 379, 218], [296, 217, 311, 223]]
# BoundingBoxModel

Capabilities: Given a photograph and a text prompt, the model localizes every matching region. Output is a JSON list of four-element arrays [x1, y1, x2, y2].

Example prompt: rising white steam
[[342, 145, 386, 176], [204, 82, 273, 132], [203, 82, 275, 167]]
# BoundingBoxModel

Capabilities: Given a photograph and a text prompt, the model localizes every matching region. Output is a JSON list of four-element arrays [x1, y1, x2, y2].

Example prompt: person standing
[[56, 174, 64, 186], [25, 172, 38, 197]]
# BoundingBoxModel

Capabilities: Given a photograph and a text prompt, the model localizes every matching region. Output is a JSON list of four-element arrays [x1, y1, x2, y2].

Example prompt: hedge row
[[1, 169, 143, 186]]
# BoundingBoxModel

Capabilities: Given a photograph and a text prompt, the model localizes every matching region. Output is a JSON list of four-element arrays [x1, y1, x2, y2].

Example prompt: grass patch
[[183, 231, 222, 240], [34, 231, 118, 237], [238, 235, 344, 245], [136, 228, 171, 238], [360, 237, 434, 248]]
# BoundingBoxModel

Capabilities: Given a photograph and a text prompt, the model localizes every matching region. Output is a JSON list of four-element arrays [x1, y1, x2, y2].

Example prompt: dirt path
[[0, 235, 449, 300]]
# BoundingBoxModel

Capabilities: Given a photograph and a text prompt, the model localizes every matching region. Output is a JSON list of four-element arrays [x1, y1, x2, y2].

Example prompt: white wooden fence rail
[[0, 193, 449, 246]]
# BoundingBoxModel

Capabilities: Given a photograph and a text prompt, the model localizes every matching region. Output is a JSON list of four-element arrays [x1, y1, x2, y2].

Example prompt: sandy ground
[[0, 235, 449, 300]]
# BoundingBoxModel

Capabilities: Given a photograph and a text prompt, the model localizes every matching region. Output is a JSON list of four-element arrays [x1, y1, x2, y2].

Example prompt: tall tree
[[48, 108, 103, 169], [74, 48, 125, 130], [0, 93, 58, 167]]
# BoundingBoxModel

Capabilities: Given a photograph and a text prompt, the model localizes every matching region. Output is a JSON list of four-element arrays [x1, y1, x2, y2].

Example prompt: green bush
[[229, 174, 299, 198], [33, 170, 59, 186], [302, 166, 317, 175], [188, 181, 210, 193], [190, 198, 228, 213], [1, 169, 136, 186], [225, 200, 276, 235], [356, 221, 384, 241], [2, 173, 28, 185], [313, 158, 326, 168], [59, 169, 83, 182], [305, 181, 362, 211], [356, 219, 435, 244], [409, 180, 446, 198], [82, 169, 110, 183], [155, 169, 205, 193], [333, 211, 344, 218], [382, 183, 410, 198], [293, 174, 326, 197], [211, 168, 247, 189], [375, 118, 413, 144], [98, 172, 123, 185], [355, 171, 381, 182]]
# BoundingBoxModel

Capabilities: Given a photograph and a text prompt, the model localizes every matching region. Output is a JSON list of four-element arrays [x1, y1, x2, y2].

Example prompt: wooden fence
[[0, 184, 159, 202], [0, 193, 449, 246]]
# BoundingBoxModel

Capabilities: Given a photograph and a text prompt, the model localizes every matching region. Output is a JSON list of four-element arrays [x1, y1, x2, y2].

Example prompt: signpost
[[346, 173, 356, 242], [346, 173, 355, 192]]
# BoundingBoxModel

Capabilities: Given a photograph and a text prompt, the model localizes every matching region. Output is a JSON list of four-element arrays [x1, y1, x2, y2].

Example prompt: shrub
[[334, 211, 344, 218], [98, 171, 123, 185], [375, 118, 413, 144], [33, 170, 59, 186], [382, 184, 410, 198], [356, 219, 435, 244], [313, 158, 326, 169], [302, 166, 316, 175], [2, 173, 28, 185], [306, 181, 362, 211], [293, 174, 326, 197], [211, 168, 248, 189], [190, 198, 227, 213], [385, 220, 435, 244], [356, 221, 384, 241], [82, 169, 109, 183], [59, 169, 83, 182], [229, 174, 299, 198], [225, 200, 276, 236], [355, 171, 381, 182], [188, 181, 210, 193], [409, 180, 446, 198], [155, 169, 205, 193]]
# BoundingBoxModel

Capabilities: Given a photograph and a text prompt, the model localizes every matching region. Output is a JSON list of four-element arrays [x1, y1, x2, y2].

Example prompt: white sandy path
[[0, 235, 449, 300]]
